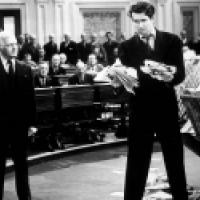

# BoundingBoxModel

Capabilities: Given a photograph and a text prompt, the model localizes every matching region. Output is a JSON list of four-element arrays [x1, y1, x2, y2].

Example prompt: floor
[[3, 134, 200, 200]]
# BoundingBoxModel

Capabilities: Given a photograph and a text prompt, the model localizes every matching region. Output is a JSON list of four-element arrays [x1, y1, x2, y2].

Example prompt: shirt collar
[[139, 28, 156, 40], [0, 54, 15, 72]]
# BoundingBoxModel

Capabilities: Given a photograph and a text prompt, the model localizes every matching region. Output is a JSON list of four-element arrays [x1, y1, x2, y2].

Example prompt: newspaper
[[94, 64, 139, 94]]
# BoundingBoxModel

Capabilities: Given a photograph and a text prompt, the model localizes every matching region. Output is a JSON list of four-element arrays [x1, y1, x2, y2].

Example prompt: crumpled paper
[[94, 62, 139, 94], [141, 60, 176, 82]]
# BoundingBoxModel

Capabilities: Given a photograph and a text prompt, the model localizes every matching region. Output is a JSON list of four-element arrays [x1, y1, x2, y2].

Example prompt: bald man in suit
[[0, 32, 36, 200]]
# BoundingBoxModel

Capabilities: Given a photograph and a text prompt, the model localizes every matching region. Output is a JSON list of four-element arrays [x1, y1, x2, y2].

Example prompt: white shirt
[[139, 29, 156, 50], [0, 54, 15, 73]]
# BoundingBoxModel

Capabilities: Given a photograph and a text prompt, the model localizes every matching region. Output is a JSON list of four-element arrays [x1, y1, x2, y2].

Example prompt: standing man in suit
[[0, 31, 36, 200], [77, 33, 92, 63], [60, 33, 78, 65], [118, 2, 188, 200], [103, 32, 119, 65], [44, 34, 58, 62]]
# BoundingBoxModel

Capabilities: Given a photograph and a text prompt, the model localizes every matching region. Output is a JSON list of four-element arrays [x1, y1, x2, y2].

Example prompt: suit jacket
[[119, 30, 185, 124], [103, 40, 119, 65], [0, 59, 36, 128], [77, 42, 92, 63], [60, 40, 78, 65], [44, 41, 58, 61]]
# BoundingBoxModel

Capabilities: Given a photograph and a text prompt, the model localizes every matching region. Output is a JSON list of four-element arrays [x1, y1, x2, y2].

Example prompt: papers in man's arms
[[141, 59, 177, 82], [94, 64, 139, 94]]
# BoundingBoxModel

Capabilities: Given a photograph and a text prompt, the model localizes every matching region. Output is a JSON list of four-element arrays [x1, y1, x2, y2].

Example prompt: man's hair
[[105, 32, 112, 37], [0, 31, 16, 46], [128, 1, 155, 19]]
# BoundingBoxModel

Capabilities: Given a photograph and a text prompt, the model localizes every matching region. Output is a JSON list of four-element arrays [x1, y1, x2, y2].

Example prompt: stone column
[[54, 0, 65, 47], [35, 0, 48, 45], [157, 0, 168, 31]]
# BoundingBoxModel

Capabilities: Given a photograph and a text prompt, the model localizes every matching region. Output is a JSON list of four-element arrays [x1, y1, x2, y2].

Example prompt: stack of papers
[[141, 59, 176, 82], [94, 64, 138, 94]]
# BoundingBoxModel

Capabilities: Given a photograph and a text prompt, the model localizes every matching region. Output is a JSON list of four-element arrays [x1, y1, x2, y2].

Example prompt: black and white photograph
[[0, 0, 200, 199]]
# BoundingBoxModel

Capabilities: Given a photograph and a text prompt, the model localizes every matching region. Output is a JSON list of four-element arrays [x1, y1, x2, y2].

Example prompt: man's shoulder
[[119, 35, 139, 48], [157, 30, 181, 43], [16, 60, 32, 72]]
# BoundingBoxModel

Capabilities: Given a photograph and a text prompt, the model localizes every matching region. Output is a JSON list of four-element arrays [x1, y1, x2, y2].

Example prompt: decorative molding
[[53, 0, 65, 3], [72, 0, 131, 40], [35, 0, 48, 3]]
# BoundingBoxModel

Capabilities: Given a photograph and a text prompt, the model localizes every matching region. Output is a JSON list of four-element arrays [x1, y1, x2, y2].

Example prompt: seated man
[[34, 62, 53, 88], [68, 53, 103, 84], [49, 54, 66, 86], [49, 54, 66, 75]]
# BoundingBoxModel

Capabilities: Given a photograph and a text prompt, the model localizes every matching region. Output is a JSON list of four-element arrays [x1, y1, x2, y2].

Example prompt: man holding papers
[[114, 2, 188, 200]]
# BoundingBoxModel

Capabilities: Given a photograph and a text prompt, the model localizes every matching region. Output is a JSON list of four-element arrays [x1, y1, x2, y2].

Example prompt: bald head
[[0, 31, 18, 59]]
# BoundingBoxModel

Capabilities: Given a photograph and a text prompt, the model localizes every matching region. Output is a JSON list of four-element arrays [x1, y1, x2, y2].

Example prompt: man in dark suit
[[44, 34, 58, 62], [77, 34, 92, 63], [103, 32, 119, 65], [0, 31, 36, 200], [60, 33, 78, 65], [118, 2, 188, 200]]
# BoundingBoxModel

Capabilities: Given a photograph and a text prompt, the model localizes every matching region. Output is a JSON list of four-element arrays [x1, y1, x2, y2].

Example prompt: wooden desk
[[59, 85, 95, 108], [35, 87, 57, 112]]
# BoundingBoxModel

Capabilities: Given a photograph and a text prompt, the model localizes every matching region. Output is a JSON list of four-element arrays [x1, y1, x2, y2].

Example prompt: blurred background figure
[[23, 52, 37, 69], [49, 54, 65, 76], [37, 46, 46, 64], [60, 33, 78, 65], [119, 33, 126, 43], [193, 33, 200, 55], [89, 33, 107, 66], [83, 53, 104, 83], [44, 34, 58, 62], [49, 54, 65, 86], [19, 34, 40, 63], [180, 29, 189, 47], [68, 53, 103, 84], [103, 31, 119, 65], [77, 33, 91, 63], [34, 62, 52, 88]]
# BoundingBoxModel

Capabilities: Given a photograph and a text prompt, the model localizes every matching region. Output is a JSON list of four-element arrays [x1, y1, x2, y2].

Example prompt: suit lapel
[[154, 30, 165, 59], [0, 58, 8, 90]]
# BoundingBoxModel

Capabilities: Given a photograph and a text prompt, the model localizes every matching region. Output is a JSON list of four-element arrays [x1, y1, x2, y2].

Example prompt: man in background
[[0, 31, 36, 200]]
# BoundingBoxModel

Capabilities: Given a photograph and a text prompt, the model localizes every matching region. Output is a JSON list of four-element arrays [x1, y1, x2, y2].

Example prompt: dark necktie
[[7, 59, 14, 78], [141, 34, 154, 50]]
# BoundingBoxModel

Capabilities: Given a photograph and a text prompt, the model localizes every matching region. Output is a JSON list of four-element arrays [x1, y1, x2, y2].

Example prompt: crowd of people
[[15, 32, 125, 87]]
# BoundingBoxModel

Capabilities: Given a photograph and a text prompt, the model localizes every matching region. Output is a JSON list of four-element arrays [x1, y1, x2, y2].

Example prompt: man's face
[[39, 63, 49, 77], [131, 12, 154, 37], [52, 56, 60, 67], [49, 36, 54, 42], [88, 55, 97, 65], [0, 35, 18, 58], [107, 33, 112, 40]]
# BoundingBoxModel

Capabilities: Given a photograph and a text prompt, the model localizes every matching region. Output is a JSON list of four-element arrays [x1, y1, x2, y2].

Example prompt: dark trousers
[[0, 125, 31, 200], [124, 118, 188, 200]]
